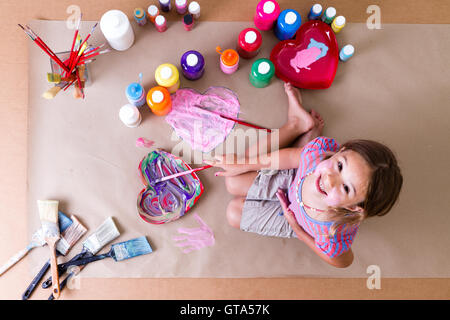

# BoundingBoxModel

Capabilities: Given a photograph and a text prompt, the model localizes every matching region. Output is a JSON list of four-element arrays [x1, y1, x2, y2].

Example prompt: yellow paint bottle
[[155, 63, 180, 93], [331, 16, 346, 33]]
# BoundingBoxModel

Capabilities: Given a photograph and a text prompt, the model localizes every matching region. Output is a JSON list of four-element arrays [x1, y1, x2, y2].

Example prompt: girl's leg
[[226, 197, 245, 228]]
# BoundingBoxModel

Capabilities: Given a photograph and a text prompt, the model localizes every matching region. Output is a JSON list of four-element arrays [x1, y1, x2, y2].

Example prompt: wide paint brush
[[22, 215, 87, 300], [60, 236, 152, 268], [37, 200, 61, 299], [0, 211, 72, 277], [41, 216, 120, 289], [150, 164, 212, 186]]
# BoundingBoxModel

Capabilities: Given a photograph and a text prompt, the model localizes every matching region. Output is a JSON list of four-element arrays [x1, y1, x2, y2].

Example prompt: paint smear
[[136, 137, 155, 148], [137, 150, 204, 224], [165, 87, 240, 153], [172, 213, 215, 253]]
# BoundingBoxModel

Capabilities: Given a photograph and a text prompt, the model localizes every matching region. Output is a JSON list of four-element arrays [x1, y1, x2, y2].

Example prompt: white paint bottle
[[100, 10, 135, 51], [119, 104, 142, 127]]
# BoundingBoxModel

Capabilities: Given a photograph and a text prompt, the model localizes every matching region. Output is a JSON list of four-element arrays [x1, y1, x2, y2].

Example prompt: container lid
[[100, 10, 130, 37], [263, 1, 275, 14], [285, 11, 297, 24], [334, 16, 346, 26], [325, 7, 336, 18], [238, 28, 262, 52], [251, 58, 274, 79], [155, 64, 179, 87], [221, 49, 239, 66], [176, 0, 187, 5], [126, 82, 143, 100], [134, 8, 145, 18], [186, 53, 199, 66], [189, 1, 200, 13], [147, 86, 171, 110], [258, 61, 271, 74], [184, 14, 193, 25], [119, 104, 140, 125], [148, 5, 158, 16], [245, 31, 257, 44], [343, 44, 354, 55], [160, 0, 170, 4], [152, 90, 164, 103], [155, 15, 166, 26], [312, 4, 322, 14]]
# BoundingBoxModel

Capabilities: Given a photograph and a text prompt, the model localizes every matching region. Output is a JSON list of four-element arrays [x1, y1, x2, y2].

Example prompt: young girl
[[205, 83, 403, 268]]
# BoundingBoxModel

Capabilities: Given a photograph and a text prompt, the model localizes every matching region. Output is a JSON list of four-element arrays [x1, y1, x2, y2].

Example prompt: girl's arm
[[276, 189, 354, 269], [205, 147, 302, 177]]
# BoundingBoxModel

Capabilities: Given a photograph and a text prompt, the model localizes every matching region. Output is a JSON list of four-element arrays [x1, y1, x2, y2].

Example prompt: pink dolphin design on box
[[290, 38, 329, 73]]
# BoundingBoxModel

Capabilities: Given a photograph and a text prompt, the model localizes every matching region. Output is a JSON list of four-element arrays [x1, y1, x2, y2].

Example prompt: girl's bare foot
[[292, 109, 325, 148], [284, 82, 314, 134]]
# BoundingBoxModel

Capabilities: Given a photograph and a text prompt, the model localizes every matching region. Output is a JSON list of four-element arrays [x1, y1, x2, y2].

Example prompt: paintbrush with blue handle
[[41, 216, 120, 289]]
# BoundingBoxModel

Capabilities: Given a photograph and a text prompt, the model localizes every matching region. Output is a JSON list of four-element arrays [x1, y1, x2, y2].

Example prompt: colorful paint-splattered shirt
[[287, 137, 359, 258]]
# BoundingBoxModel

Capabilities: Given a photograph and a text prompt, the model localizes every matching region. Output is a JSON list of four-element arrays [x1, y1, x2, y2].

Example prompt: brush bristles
[[37, 200, 60, 239], [56, 216, 87, 255], [111, 236, 152, 262], [83, 217, 120, 255]]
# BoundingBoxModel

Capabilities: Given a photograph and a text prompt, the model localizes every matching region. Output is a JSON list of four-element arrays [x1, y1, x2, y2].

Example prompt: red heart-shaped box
[[270, 20, 339, 89]]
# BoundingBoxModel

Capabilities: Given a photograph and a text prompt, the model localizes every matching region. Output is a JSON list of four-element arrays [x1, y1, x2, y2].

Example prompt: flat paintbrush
[[0, 211, 72, 277], [22, 215, 87, 300], [37, 200, 61, 299], [41, 216, 120, 289], [150, 164, 212, 186], [60, 236, 153, 268]]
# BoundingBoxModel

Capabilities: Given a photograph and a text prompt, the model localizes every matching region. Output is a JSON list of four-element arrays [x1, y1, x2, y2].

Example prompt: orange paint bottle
[[147, 86, 172, 116]]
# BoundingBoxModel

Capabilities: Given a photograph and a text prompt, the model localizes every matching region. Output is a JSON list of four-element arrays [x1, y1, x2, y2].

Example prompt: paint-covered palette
[[137, 150, 204, 224]]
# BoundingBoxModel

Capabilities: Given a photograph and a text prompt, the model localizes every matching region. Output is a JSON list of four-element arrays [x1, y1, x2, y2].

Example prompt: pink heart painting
[[270, 20, 339, 89], [165, 87, 240, 153]]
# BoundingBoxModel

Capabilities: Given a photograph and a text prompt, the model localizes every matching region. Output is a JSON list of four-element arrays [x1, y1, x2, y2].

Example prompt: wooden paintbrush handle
[[48, 241, 61, 299]]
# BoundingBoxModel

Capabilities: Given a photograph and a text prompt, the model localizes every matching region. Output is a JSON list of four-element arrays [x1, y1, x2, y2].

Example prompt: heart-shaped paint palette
[[166, 87, 240, 153], [137, 150, 204, 224], [270, 20, 339, 89]]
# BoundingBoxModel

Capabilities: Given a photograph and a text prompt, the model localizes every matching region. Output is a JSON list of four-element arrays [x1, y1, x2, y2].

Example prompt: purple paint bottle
[[159, 0, 171, 12], [180, 50, 205, 80]]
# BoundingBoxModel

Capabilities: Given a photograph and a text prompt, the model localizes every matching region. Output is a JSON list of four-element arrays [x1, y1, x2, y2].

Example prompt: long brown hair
[[327, 140, 403, 238]]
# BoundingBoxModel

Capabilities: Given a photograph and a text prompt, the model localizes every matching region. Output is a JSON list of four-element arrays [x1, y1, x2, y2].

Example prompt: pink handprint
[[172, 213, 215, 253]]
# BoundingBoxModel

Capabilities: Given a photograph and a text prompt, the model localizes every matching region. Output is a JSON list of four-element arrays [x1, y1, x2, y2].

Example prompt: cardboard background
[[1, 0, 449, 299]]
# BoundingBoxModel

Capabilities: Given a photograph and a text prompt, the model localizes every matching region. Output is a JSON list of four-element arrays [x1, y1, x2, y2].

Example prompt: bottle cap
[[334, 16, 346, 26], [245, 31, 257, 44], [160, 0, 170, 4], [155, 64, 179, 87], [134, 8, 145, 18], [161, 66, 172, 79], [176, 0, 187, 5], [126, 83, 143, 100], [258, 61, 270, 74], [285, 11, 297, 24], [186, 53, 198, 66], [221, 49, 239, 66], [312, 4, 322, 14], [189, 1, 200, 14], [152, 90, 164, 103], [343, 45, 354, 55], [155, 15, 165, 25], [148, 5, 158, 16], [184, 14, 194, 25], [325, 7, 336, 18], [263, 1, 275, 14], [119, 104, 141, 127]]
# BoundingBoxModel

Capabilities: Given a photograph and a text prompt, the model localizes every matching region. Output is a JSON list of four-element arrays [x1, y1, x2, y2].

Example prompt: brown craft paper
[[27, 20, 450, 278]]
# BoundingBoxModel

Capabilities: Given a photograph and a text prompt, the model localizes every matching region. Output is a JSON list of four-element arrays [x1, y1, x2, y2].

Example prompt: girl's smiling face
[[312, 150, 373, 211]]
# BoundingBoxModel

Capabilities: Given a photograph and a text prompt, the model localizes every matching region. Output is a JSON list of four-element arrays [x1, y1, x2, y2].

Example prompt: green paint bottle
[[249, 58, 275, 88]]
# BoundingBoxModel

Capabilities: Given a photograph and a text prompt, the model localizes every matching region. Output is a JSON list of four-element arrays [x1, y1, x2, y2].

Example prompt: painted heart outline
[[270, 20, 339, 89]]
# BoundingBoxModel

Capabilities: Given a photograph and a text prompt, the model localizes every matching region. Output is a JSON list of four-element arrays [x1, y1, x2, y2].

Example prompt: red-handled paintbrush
[[150, 165, 212, 185]]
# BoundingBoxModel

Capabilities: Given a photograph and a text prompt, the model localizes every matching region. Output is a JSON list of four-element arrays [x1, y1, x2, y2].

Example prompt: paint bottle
[[308, 4, 322, 20], [180, 50, 205, 80], [322, 7, 336, 24], [249, 58, 275, 88], [175, 0, 188, 15], [133, 8, 147, 26], [159, 0, 172, 12], [147, 5, 160, 24], [183, 14, 194, 31], [155, 63, 180, 93], [155, 15, 168, 32], [119, 104, 142, 127], [147, 86, 172, 116], [188, 1, 201, 19], [100, 10, 135, 51], [254, 0, 281, 31], [125, 82, 146, 107], [216, 46, 239, 75], [332, 16, 346, 33], [339, 44, 354, 62], [237, 28, 262, 59], [274, 9, 302, 41]]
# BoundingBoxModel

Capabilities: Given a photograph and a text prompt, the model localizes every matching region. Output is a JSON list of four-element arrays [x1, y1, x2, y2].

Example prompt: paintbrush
[[37, 200, 61, 299], [59, 236, 152, 268], [42, 82, 68, 99], [0, 211, 72, 277], [66, 13, 83, 74], [150, 164, 212, 186], [41, 216, 120, 289], [192, 105, 272, 132], [22, 215, 87, 300], [68, 23, 98, 74]]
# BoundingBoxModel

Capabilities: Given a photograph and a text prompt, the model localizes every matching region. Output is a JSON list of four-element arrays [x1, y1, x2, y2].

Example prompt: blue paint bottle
[[180, 50, 205, 80], [308, 4, 322, 20], [274, 9, 301, 40], [339, 45, 354, 62], [126, 73, 146, 107]]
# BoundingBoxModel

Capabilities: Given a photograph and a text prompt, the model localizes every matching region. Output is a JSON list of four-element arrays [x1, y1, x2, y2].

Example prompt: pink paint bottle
[[175, 0, 188, 15], [237, 28, 262, 59], [216, 46, 239, 75], [155, 15, 167, 32], [254, 0, 281, 31]]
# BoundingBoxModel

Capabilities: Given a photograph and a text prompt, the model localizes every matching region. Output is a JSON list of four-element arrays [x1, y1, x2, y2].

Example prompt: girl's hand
[[204, 154, 249, 177], [276, 188, 298, 227]]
